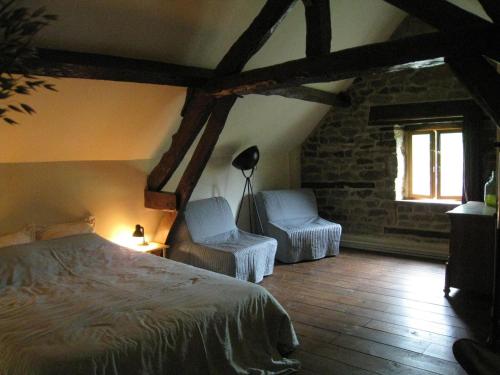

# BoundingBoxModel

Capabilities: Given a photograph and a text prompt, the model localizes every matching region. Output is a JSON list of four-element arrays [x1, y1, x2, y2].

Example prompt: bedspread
[[0, 234, 299, 375]]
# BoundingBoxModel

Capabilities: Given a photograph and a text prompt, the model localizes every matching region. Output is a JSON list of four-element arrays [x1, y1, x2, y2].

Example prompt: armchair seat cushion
[[192, 230, 277, 282]]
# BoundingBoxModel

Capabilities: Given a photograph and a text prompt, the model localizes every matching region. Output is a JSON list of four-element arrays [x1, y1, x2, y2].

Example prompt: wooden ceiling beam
[[175, 96, 237, 210], [23, 48, 213, 87], [447, 56, 500, 127], [382, 0, 490, 29], [368, 99, 481, 126], [215, 0, 298, 75], [204, 27, 500, 97], [170, 0, 298, 207], [478, 0, 500, 24], [382, 0, 500, 127], [258, 86, 351, 107], [147, 93, 215, 191], [303, 0, 331, 57], [180, 0, 297, 113], [147, 0, 297, 196]]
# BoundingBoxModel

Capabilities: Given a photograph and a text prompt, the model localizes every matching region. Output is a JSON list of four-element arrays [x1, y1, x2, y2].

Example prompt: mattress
[[0, 233, 299, 375]]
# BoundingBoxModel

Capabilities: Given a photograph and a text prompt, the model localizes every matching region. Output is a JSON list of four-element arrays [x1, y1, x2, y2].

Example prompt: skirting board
[[340, 234, 449, 260]]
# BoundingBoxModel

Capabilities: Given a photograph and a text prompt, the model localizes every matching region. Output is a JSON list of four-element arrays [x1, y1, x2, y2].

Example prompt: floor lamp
[[232, 146, 264, 233]]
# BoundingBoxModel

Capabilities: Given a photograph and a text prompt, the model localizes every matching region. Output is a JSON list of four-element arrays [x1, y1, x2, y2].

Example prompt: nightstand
[[127, 242, 169, 258]]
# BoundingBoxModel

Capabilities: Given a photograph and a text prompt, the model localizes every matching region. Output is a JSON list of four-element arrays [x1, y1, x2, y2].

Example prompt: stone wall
[[301, 62, 496, 257]]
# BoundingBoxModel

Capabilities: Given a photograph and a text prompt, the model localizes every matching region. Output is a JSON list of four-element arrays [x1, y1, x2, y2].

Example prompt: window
[[405, 127, 463, 200]]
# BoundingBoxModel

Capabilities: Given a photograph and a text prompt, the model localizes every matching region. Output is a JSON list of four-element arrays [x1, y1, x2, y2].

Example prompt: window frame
[[405, 125, 463, 201]]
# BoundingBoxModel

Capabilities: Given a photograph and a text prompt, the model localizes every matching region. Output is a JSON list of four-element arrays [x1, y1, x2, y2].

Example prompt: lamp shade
[[232, 146, 259, 171], [132, 224, 144, 238]]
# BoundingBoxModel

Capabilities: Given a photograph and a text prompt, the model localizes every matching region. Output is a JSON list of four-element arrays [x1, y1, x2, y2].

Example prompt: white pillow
[[36, 216, 95, 241], [0, 226, 34, 248]]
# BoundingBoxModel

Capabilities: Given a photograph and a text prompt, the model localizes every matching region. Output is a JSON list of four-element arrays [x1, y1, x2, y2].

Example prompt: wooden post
[[303, 0, 331, 57]]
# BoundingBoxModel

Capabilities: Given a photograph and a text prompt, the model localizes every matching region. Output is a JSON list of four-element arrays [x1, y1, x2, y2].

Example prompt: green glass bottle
[[484, 171, 497, 208]]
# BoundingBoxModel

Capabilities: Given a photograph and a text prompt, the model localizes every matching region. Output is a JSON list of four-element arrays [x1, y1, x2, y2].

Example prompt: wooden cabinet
[[445, 201, 496, 296]]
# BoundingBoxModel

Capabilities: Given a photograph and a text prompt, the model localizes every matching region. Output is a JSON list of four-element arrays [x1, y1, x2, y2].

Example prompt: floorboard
[[261, 248, 490, 375]]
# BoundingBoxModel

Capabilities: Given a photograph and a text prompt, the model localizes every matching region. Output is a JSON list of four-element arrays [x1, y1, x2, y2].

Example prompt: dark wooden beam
[[147, 93, 215, 191], [383, 0, 490, 29], [175, 96, 237, 210], [147, 0, 297, 195], [205, 27, 500, 97], [447, 56, 500, 127], [23, 48, 213, 87], [383, 0, 500, 127], [180, 0, 297, 114], [181, 0, 297, 116], [303, 0, 331, 57], [215, 0, 298, 75], [368, 100, 481, 126], [478, 0, 500, 24], [144, 190, 177, 211], [258, 86, 351, 106]]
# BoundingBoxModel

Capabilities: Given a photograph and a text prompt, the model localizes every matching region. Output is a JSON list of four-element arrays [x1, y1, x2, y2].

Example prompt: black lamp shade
[[132, 224, 144, 238], [232, 146, 259, 171]]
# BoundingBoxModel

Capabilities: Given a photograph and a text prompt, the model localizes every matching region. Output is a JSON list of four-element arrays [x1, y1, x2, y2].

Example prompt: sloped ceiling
[[0, 0, 488, 163]]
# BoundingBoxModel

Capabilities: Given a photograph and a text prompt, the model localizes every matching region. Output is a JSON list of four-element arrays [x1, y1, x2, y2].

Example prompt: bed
[[0, 233, 300, 375]]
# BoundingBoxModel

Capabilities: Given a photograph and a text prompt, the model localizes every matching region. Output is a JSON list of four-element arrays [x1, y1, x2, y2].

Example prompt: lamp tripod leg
[[248, 179, 264, 234], [236, 178, 248, 225]]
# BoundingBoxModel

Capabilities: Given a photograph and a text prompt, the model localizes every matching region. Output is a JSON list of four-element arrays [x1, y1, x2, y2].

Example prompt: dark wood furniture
[[445, 201, 496, 296]]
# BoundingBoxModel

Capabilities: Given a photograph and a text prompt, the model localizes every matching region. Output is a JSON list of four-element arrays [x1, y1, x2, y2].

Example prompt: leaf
[[8, 104, 22, 113], [4, 117, 18, 125], [43, 83, 57, 92], [31, 7, 45, 18], [0, 2, 58, 127], [14, 85, 29, 94], [20, 103, 35, 114]]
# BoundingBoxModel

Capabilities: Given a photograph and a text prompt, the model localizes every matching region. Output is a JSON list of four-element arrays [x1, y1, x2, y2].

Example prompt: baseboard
[[340, 234, 449, 260]]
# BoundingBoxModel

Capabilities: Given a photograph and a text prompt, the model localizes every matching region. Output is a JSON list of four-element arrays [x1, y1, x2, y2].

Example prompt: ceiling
[[0, 0, 488, 163]]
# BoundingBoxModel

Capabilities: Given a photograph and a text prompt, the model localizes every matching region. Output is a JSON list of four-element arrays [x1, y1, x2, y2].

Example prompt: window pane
[[440, 132, 463, 197], [411, 133, 431, 196]]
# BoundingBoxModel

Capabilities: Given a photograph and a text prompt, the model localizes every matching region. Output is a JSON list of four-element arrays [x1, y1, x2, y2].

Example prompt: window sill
[[396, 199, 461, 206]]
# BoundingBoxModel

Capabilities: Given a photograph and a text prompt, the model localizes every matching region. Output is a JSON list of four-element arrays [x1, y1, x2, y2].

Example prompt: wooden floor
[[260, 248, 491, 375]]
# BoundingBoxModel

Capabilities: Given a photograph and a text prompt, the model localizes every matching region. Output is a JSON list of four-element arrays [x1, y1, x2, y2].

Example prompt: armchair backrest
[[184, 197, 236, 243], [256, 189, 318, 224]]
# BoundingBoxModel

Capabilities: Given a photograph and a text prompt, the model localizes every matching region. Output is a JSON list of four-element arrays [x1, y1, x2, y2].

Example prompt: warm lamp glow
[[124, 242, 162, 253], [110, 225, 150, 249]]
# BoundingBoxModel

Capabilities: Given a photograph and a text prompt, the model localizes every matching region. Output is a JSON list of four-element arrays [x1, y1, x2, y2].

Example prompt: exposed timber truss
[[25, 0, 500, 236], [145, 0, 500, 235]]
